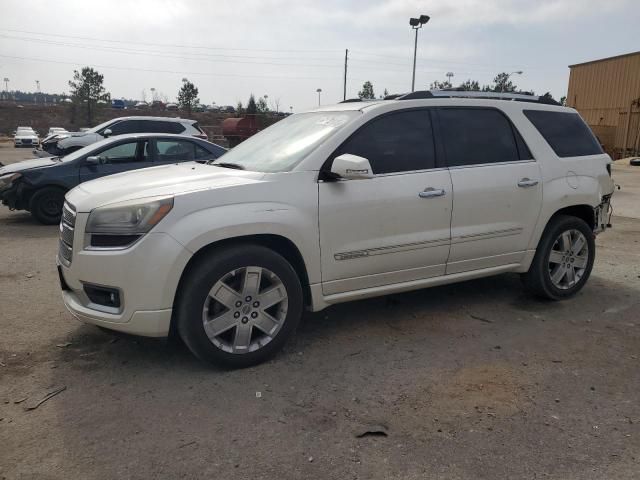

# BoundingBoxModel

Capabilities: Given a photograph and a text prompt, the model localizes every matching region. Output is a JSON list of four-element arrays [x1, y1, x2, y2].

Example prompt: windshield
[[211, 111, 358, 172]]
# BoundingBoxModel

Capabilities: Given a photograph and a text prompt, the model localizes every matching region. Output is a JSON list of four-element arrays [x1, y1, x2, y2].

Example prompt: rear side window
[[439, 108, 520, 167], [336, 109, 436, 174], [523, 110, 603, 157], [156, 140, 195, 161], [108, 120, 135, 135]]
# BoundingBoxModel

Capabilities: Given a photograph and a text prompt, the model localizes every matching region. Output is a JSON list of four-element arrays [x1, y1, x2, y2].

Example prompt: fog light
[[83, 284, 121, 308]]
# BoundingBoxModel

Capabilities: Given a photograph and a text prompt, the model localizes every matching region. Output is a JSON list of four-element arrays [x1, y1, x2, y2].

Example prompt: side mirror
[[103, 128, 112, 137], [85, 156, 100, 165], [330, 154, 374, 180]]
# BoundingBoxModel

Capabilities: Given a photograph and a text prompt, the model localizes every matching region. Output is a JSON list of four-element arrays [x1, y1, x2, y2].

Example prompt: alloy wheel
[[548, 229, 589, 290], [202, 266, 288, 354]]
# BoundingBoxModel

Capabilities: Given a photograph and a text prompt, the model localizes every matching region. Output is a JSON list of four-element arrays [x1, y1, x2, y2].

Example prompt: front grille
[[59, 202, 76, 265]]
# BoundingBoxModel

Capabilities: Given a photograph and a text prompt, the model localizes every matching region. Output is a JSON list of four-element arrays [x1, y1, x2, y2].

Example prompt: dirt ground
[[1, 143, 639, 479]]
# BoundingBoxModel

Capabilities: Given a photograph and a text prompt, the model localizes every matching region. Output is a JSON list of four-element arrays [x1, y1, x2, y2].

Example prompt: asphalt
[[1, 143, 639, 479]]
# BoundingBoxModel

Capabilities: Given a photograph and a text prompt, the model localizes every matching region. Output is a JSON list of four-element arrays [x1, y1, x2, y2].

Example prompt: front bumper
[[57, 213, 192, 337]]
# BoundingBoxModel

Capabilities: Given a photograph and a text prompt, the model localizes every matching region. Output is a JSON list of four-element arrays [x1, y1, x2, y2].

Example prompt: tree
[[236, 101, 244, 114], [559, 96, 567, 106], [177, 79, 199, 115], [358, 81, 375, 99], [273, 97, 281, 113], [379, 88, 390, 99], [68, 67, 110, 124], [489, 72, 517, 93], [256, 96, 269, 113], [430, 80, 452, 89], [246, 94, 257, 114], [459, 79, 480, 91]]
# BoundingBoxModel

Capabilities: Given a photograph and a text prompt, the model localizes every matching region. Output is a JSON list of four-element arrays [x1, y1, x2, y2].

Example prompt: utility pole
[[343, 49, 348, 101], [316, 88, 322, 107]]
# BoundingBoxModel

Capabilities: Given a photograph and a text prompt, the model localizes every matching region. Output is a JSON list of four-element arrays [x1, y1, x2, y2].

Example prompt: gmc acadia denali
[[56, 91, 615, 367]]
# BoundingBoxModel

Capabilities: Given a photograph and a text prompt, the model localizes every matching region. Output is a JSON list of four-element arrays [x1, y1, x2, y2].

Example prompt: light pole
[[3, 77, 9, 100], [35, 80, 40, 104], [445, 72, 454, 87], [409, 14, 430, 92], [502, 71, 523, 92], [150, 87, 156, 102], [316, 88, 322, 107]]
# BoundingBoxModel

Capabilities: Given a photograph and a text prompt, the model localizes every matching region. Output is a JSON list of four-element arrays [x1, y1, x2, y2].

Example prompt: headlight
[[86, 197, 174, 234], [0, 173, 21, 188]]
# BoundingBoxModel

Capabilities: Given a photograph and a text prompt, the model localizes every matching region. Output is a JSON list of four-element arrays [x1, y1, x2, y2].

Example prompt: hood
[[15, 133, 39, 139], [67, 162, 266, 212], [0, 157, 59, 175]]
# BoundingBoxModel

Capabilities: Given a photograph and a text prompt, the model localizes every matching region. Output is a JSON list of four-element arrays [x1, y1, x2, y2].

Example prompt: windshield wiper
[[209, 161, 245, 170]]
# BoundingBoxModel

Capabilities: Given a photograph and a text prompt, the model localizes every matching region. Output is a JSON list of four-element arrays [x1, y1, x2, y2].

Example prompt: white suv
[[57, 91, 614, 367]]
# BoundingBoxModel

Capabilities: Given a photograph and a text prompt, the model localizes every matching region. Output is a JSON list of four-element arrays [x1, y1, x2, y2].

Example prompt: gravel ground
[[1, 143, 639, 479]]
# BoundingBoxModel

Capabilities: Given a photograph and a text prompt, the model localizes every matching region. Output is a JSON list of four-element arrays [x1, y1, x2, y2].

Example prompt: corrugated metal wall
[[567, 52, 640, 156]]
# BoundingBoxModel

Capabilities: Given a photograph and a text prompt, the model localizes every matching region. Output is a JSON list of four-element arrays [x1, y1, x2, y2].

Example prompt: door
[[319, 109, 453, 295], [79, 139, 153, 183], [437, 107, 543, 274]]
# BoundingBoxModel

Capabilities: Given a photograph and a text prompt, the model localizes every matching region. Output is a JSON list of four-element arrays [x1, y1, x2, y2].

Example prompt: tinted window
[[95, 141, 146, 164], [108, 120, 135, 135], [336, 110, 435, 174], [156, 140, 195, 161], [524, 110, 603, 157], [195, 144, 214, 160], [439, 108, 519, 167]]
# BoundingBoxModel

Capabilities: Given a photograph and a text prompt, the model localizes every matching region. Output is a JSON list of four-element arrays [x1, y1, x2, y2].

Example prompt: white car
[[58, 91, 615, 367], [14, 127, 39, 148], [47, 127, 68, 136], [39, 116, 208, 157]]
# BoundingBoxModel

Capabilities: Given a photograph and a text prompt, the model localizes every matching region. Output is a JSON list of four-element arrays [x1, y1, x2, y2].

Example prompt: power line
[[0, 28, 341, 53], [0, 34, 343, 68], [0, 54, 341, 81]]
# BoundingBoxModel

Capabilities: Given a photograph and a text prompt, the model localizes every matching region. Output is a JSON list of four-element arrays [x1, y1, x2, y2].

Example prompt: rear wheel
[[177, 245, 303, 368], [522, 215, 595, 300], [29, 187, 65, 225]]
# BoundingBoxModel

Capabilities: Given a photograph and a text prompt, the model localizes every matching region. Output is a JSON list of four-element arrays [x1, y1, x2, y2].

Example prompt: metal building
[[567, 51, 640, 158]]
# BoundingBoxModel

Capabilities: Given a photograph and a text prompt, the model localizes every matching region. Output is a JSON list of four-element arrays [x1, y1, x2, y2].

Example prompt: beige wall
[[567, 52, 640, 155]]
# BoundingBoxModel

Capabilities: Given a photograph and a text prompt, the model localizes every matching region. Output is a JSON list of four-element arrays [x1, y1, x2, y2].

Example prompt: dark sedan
[[0, 133, 226, 224]]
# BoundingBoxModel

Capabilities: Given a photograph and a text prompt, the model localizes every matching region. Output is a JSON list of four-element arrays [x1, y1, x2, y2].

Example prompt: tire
[[176, 245, 304, 368], [29, 187, 66, 225], [522, 215, 595, 300]]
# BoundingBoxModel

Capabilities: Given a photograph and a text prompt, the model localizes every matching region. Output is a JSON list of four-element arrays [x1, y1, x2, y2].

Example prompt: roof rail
[[387, 90, 560, 105], [339, 98, 363, 103]]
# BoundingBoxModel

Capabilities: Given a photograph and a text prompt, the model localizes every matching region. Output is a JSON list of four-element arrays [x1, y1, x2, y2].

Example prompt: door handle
[[419, 187, 446, 198], [517, 178, 539, 188]]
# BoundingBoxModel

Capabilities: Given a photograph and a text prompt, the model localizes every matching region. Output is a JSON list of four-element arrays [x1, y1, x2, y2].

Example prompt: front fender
[[162, 200, 321, 284]]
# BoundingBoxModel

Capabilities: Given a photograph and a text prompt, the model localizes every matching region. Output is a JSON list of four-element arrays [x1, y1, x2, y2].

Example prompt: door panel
[[447, 161, 542, 273], [319, 170, 453, 295]]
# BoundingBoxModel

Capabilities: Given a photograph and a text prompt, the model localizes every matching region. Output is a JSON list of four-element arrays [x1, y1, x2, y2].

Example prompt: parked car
[[0, 134, 225, 224], [56, 91, 614, 368], [166, 103, 179, 111], [134, 102, 149, 109], [47, 127, 69, 136], [38, 116, 208, 157], [14, 127, 39, 148], [111, 99, 126, 109]]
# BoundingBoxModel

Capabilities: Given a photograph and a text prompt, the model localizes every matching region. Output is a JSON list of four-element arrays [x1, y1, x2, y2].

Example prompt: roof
[[110, 116, 195, 123], [569, 50, 640, 68]]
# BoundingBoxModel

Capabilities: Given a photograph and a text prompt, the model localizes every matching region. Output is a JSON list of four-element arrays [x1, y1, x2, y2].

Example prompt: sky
[[0, 0, 638, 112]]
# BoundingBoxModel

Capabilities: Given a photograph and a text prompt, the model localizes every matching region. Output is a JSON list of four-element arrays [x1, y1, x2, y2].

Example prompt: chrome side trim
[[334, 237, 449, 261]]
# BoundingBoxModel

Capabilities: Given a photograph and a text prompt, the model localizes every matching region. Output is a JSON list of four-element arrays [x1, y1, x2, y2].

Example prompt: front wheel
[[176, 245, 303, 368], [522, 215, 595, 300], [29, 187, 66, 225]]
